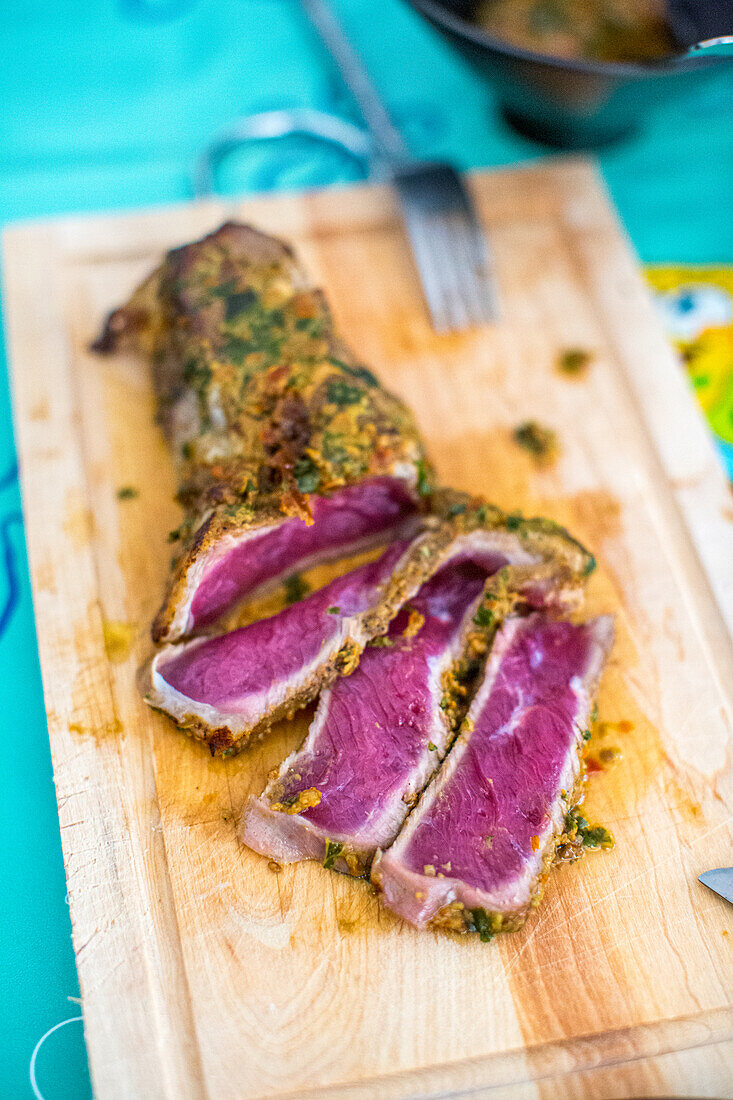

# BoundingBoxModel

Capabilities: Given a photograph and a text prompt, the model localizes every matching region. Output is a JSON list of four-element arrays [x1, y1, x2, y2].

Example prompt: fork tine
[[399, 208, 451, 333], [440, 198, 494, 329], [437, 170, 496, 327], [447, 214, 484, 329], [465, 213, 498, 323], [444, 212, 496, 330], [433, 214, 470, 332], [394, 163, 497, 333], [401, 205, 470, 333]]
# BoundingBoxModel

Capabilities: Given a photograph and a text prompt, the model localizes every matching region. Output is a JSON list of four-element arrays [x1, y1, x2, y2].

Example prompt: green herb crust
[[94, 223, 429, 516], [93, 222, 432, 642]]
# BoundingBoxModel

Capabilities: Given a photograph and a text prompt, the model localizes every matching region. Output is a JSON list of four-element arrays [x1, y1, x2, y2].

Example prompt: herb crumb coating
[[94, 222, 430, 642]]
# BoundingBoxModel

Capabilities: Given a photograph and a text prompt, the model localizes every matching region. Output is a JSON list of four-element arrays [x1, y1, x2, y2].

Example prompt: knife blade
[[699, 867, 733, 904]]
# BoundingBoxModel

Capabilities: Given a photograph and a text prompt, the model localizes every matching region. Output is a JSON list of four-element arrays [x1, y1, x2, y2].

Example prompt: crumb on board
[[102, 620, 136, 663], [512, 421, 560, 467], [69, 718, 123, 736], [557, 347, 593, 377]]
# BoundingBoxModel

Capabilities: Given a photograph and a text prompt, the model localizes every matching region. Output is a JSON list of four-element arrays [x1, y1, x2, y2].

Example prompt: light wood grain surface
[[3, 161, 732, 1099]]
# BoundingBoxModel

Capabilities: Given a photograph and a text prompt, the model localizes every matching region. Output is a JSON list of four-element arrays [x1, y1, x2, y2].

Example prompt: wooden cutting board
[[3, 160, 732, 1100]]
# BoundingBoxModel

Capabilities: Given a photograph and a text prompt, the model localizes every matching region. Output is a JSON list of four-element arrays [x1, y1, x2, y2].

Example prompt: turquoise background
[[0, 2, 730, 1096]]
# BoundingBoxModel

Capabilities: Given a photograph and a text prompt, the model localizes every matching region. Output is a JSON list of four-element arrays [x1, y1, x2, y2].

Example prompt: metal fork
[[300, 0, 497, 332]]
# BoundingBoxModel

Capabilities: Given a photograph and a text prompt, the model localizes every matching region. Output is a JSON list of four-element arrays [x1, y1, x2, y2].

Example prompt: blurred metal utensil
[[300, 0, 497, 331], [193, 107, 372, 198], [666, 0, 733, 54], [699, 867, 733, 904]]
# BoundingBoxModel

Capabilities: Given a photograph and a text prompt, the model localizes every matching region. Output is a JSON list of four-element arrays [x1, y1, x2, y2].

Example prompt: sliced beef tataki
[[159, 477, 420, 642], [93, 221, 430, 645], [145, 498, 594, 756], [371, 614, 614, 937], [146, 538, 414, 755], [239, 559, 489, 874], [239, 549, 587, 873]]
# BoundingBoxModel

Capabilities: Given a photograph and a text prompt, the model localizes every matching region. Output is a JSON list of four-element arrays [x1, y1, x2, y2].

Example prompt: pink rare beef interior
[[240, 559, 495, 870], [372, 614, 614, 930], [157, 539, 412, 711], [188, 477, 417, 630]]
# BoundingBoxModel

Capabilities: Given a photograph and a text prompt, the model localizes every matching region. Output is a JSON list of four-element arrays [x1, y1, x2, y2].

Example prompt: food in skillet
[[472, 0, 676, 63], [96, 223, 615, 941]]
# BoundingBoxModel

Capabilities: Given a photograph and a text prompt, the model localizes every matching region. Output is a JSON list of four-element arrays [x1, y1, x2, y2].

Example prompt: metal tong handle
[[193, 108, 372, 198], [300, 0, 409, 165]]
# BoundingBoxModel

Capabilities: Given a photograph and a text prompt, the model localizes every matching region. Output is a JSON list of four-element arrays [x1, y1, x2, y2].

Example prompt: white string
[[29, 1015, 84, 1100]]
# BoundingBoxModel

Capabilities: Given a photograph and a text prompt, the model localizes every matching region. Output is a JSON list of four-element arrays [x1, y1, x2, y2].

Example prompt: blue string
[[0, 459, 18, 491], [0, 511, 24, 639]]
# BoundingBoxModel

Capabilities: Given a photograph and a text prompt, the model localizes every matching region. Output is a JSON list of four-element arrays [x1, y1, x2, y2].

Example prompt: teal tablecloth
[[0, 3, 731, 1096]]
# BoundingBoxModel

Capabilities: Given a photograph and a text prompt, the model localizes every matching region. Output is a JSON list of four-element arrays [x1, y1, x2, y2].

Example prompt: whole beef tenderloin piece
[[94, 222, 431, 642]]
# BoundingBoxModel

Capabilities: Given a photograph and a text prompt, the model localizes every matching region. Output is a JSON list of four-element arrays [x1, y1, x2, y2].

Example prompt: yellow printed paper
[[646, 266, 733, 476]]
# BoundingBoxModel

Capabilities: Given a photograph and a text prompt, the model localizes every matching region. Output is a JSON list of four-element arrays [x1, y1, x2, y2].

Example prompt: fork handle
[[300, 0, 409, 164]]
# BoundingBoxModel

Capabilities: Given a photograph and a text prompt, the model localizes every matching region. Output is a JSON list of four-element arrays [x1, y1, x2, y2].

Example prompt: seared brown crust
[[94, 222, 432, 641]]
